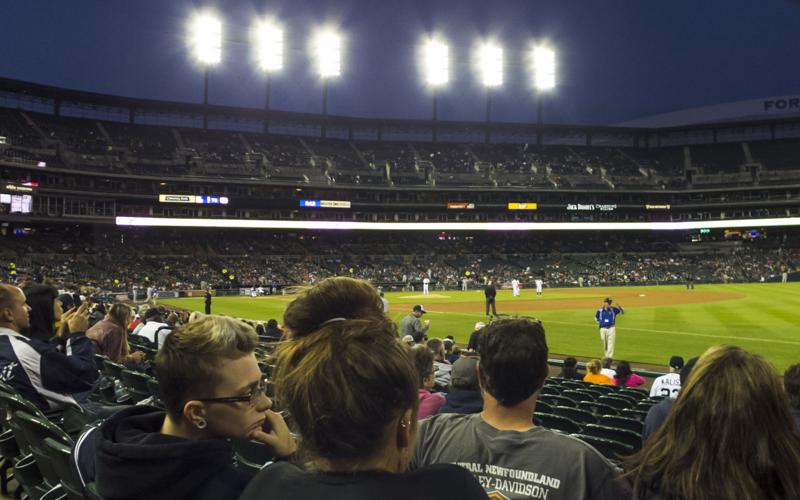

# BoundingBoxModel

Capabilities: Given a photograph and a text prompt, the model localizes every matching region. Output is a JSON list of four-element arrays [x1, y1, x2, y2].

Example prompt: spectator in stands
[[426, 338, 452, 389], [614, 361, 645, 388], [282, 277, 385, 337], [557, 357, 584, 380], [785, 363, 800, 432], [0, 284, 98, 411], [240, 317, 487, 500], [23, 284, 62, 341], [584, 359, 614, 385], [600, 357, 616, 378], [90, 315, 296, 500], [642, 357, 698, 442], [412, 318, 629, 498], [402, 335, 415, 347], [438, 356, 483, 415], [625, 345, 800, 499], [466, 321, 486, 351], [649, 355, 684, 398], [400, 305, 430, 343], [443, 337, 458, 363], [86, 303, 146, 365], [412, 344, 446, 419], [135, 307, 168, 346], [262, 319, 283, 340]]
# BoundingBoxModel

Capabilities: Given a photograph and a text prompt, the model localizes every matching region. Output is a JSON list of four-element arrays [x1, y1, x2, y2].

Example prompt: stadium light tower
[[531, 45, 556, 145], [477, 42, 503, 143], [423, 38, 449, 142], [313, 29, 342, 138], [253, 19, 284, 133], [189, 12, 222, 130]]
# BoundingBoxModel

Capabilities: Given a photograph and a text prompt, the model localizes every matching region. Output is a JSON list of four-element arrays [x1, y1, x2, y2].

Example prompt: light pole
[[423, 38, 449, 142], [254, 19, 283, 133], [314, 29, 342, 138], [532, 45, 556, 146], [189, 12, 222, 130], [477, 42, 503, 143]]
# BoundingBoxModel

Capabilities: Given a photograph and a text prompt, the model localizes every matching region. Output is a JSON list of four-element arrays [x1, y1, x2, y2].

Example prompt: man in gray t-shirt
[[399, 305, 429, 342], [411, 318, 628, 500]]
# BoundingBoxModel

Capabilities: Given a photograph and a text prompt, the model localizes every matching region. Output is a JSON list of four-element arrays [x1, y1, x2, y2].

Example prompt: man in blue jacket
[[595, 297, 624, 359], [0, 284, 98, 411]]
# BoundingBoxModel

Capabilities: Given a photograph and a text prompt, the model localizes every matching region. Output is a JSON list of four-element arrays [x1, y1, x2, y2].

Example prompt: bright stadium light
[[532, 45, 556, 91], [423, 39, 449, 87], [478, 43, 503, 88], [254, 19, 283, 72], [116, 216, 800, 232], [314, 29, 342, 78], [189, 12, 222, 66]]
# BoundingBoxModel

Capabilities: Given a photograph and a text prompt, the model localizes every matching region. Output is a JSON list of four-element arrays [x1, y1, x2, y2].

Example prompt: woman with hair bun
[[241, 280, 488, 500]]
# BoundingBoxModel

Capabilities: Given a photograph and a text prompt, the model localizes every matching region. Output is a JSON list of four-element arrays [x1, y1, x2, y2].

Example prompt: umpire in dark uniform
[[485, 279, 497, 317], [204, 289, 212, 314]]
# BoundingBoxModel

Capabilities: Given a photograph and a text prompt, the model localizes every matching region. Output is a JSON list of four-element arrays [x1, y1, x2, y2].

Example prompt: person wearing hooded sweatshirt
[[83, 315, 296, 500], [438, 356, 483, 415]]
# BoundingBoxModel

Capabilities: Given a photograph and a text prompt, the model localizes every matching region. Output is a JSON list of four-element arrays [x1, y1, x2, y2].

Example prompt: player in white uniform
[[423, 277, 430, 295], [650, 356, 684, 398], [511, 278, 520, 297], [534, 279, 543, 295]]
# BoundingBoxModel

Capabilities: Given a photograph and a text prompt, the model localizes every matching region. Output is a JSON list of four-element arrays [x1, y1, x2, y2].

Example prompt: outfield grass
[[161, 283, 800, 371]]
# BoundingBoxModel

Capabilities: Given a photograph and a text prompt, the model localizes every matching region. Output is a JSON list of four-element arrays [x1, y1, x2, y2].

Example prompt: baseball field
[[160, 282, 800, 372]]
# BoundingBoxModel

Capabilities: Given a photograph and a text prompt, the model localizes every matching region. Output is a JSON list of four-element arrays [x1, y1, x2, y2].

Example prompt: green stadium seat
[[598, 415, 644, 434], [636, 400, 657, 411], [622, 408, 650, 422], [579, 401, 620, 417], [597, 395, 635, 410], [120, 369, 153, 403], [0, 429, 19, 495], [146, 378, 164, 409], [534, 413, 582, 434], [617, 388, 648, 400], [539, 385, 561, 396], [553, 406, 598, 424], [535, 400, 554, 414], [571, 434, 634, 462], [583, 423, 642, 451], [582, 386, 611, 398], [539, 395, 577, 408], [43, 437, 90, 500], [13, 410, 73, 489], [561, 381, 590, 390], [102, 360, 126, 381], [560, 390, 594, 403]]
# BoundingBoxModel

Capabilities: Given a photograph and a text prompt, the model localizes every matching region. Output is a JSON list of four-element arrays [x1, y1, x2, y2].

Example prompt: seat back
[[571, 433, 634, 462], [120, 370, 152, 403], [554, 406, 598, 424], [534, 400, 553, 414], [13, 410, 73, 487], [583, 423, 642, 451], [43, 437, 88, 500], [597, 395, 635, 410], [102, 360, 126, 381], [534, 412, 582, 434], [561, 390, 594, 403], [539, 394, 577, 408], [598, 415, 644, 434]]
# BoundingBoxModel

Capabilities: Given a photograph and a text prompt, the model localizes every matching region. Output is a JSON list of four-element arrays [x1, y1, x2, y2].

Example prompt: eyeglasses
[[197, 379, 269, 408]]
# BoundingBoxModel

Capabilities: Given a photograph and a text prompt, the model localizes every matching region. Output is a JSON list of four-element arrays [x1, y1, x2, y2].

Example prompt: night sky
[[2, 0, 799, 125]]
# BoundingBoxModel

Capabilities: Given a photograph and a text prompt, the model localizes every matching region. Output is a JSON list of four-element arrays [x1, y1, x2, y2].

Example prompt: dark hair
[[144, 307, 164, 322], [615, 361, 633, 386], [410, 344, 435, 389], [266, 319, 279, 329], [785, 364, 800, 411], [559, 357, 580, 379], [255, 324, 266, 336], [24, 284, 58, 341], [601, 357, 613, 369], [477, 318, 548, 406], [275, 318, 417, 465], [283, 277, 384, 337], [625, 346, 800, 499]]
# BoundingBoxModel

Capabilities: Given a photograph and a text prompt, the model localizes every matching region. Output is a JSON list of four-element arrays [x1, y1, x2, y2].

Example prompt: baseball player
[[461, 277, 468, 291], [534, 278, 544, 296], [423, 277, 431, 295], [511, 278, 520, 297], [595, 297, 623, 358]]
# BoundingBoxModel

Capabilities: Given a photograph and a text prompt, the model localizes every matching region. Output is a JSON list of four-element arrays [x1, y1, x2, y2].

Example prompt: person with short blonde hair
[[584, 359, 614, 385], [90, 315, 295, 500]]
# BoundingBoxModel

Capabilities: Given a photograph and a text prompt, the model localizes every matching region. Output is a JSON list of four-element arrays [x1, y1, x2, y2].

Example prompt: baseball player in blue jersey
[[595, 297, 624, 358]]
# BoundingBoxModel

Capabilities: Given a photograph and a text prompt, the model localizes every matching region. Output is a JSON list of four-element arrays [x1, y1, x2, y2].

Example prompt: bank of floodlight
[[478, 43, 503, 88], [314, 29, 342, 78], [532, 45, 556, 91], [254, 19, 283, 72], [189, 12, 222, 66], [423, 39, 449, 87]]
